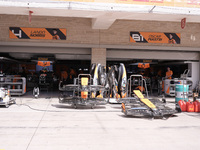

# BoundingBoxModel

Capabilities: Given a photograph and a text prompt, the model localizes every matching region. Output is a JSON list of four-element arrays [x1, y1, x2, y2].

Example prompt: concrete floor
[[0, 92, 200, 150]]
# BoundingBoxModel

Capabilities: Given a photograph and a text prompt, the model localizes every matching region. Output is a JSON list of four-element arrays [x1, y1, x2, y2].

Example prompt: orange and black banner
[[130, 32, 180, 44], [9, 27, 66, 40]]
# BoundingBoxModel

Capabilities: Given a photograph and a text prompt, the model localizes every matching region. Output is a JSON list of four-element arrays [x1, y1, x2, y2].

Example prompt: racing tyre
[[73, 104, 77, 109], [91, 104, 95, 109], [59, 92, 64, 103]]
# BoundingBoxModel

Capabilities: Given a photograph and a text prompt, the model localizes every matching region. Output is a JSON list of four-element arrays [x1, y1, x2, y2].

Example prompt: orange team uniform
[[157, 70, 162, 77], [166, 70, 173, 79], [61, 71, 68, 80], [168, 39, 176, 44]]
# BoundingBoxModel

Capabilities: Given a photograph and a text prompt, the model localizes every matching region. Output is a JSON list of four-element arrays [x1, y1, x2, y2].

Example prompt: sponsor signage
[[130, 32, 180, 44], [9, 27, 66, 40]]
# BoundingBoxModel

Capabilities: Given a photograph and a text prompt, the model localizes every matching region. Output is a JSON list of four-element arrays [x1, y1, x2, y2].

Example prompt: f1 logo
[[12, 29, 22, 38], [132, 34, 144, 42]]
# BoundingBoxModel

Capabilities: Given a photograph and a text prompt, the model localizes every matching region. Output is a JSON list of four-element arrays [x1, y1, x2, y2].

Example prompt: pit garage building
[[0, 0, 200, 93]]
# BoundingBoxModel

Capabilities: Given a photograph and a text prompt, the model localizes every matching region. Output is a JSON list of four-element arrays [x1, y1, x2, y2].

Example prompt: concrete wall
[[101, 20, 200, 48], [107, 50, 199, 61], [0, 15, 99, 44], [0, 14, 200, 48], [91, 48, 106, 66], [1, 14, 200, 66], [188, 62, 200, 89]]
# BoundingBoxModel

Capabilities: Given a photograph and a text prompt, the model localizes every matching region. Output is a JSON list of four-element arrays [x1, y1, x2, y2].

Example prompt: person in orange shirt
[[61, 71, 68, 81], [68, 68, 76, 84], [165, 67, 173, 79], [157, 69, 162, 77]]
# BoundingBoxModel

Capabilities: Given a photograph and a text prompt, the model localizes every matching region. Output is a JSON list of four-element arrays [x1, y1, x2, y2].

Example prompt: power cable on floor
[[14, 103, 120, 112], [25, 97, 52, 150]]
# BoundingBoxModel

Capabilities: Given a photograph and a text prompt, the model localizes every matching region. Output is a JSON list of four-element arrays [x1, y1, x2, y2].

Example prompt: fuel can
[[178, 100, 187, 112], [186, 101, 194, 112], [194, 101, 200, 112]]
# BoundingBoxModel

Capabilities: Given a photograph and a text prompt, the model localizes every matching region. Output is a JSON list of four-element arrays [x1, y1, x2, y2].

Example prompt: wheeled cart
[[0, 88, 15, 108], [58, 74, 107, 109], [121, 90, 178, 118], [120, 74, 178, 118]]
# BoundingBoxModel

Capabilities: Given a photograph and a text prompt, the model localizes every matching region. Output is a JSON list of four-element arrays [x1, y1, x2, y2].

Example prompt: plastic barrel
[[175, 84, 189, 102]]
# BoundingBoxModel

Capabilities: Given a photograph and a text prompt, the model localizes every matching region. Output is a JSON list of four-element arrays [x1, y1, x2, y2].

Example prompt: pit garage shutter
[[107, 49, 199, 61]]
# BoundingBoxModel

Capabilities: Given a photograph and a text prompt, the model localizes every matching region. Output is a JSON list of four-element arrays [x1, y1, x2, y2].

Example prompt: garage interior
[[1, 0, 200, 97], [1, 47, 198, 97]]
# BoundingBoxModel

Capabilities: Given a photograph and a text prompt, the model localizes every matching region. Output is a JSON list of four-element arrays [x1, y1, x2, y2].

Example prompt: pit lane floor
[[0, 91, 200, 150]]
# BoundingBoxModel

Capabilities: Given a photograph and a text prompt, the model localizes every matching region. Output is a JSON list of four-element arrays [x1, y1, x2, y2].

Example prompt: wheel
[[58, 93, 64, 103], [124, 111, 128, 116], [5, 104, 9, 108], [91, 104, 95, 109], [73, 104, 77, 109], [33, 87, 39, 99], [162, 98, 166, 103]]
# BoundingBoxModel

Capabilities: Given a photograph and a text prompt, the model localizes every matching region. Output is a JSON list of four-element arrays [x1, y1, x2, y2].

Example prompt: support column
[[199, 52, 200, 82], [91, 48, 106, 66]]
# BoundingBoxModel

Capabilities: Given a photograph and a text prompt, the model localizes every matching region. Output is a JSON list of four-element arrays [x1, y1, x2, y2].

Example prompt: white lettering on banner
[[12, 29, 22, 38], [132, 34, 144, 42]]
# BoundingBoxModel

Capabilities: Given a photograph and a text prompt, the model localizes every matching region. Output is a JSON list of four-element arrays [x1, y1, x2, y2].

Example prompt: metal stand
[[129, 74, 149, 98], [0, 76, 26, 96]]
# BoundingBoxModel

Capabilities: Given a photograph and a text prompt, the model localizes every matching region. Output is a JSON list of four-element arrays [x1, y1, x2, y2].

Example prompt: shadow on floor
[[51, 104, 106, 110]]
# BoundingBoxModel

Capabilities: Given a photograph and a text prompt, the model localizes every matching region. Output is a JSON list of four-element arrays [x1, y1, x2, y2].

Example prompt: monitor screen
[[36, 61, 53, 72]]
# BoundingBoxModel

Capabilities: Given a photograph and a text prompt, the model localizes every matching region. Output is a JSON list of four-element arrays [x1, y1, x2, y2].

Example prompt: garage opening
[[0, 50, 91, 96], [107, 49, 199, 96]]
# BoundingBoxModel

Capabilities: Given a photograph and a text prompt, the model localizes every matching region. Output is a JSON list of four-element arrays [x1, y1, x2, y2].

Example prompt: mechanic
[[165, 67, 173, 79], [61, 70, 68, 84]]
